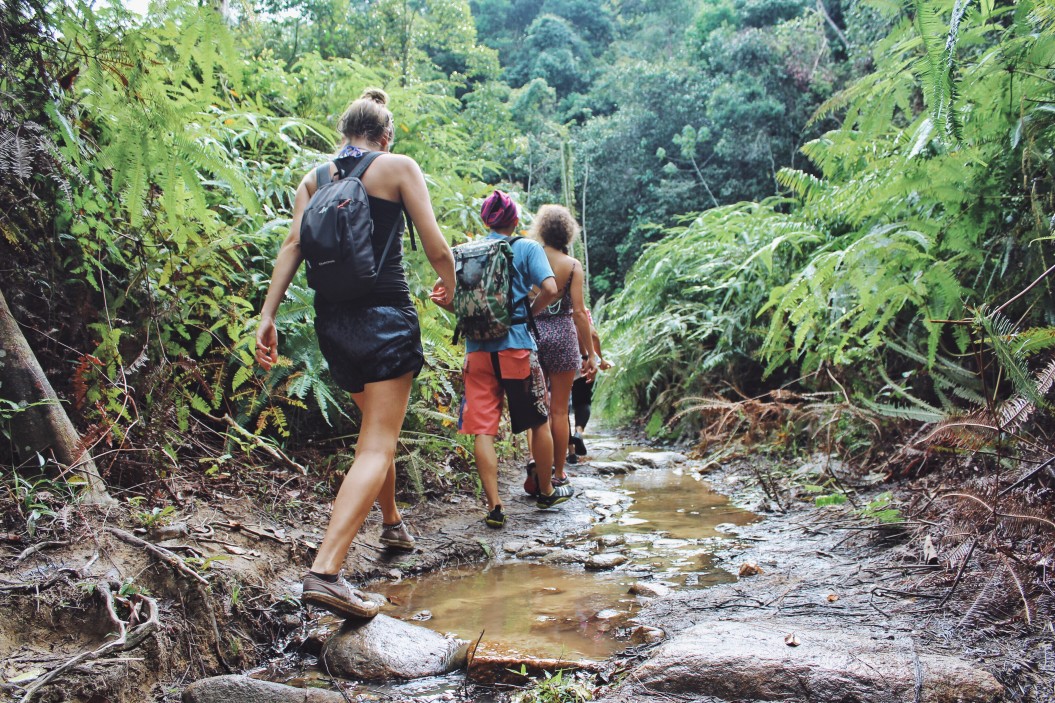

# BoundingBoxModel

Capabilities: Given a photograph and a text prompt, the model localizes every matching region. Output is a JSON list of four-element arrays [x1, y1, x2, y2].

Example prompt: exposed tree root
[[18, 581, 159, 703]]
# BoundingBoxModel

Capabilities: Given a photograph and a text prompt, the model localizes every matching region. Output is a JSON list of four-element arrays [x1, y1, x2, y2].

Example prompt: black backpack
[[299, 151, 414, 303]]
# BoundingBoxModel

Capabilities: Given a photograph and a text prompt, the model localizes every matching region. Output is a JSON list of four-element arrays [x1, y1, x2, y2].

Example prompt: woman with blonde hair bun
[[524, 204, 595, 493], [255, 88, 456, 620]]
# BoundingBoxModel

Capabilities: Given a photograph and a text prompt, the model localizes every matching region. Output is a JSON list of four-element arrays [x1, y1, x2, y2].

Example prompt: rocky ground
[[2, 432, 1049, 702]]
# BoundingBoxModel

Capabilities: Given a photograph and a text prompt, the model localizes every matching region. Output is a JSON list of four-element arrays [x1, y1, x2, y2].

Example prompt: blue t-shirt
[[465, 233, 554, 353]]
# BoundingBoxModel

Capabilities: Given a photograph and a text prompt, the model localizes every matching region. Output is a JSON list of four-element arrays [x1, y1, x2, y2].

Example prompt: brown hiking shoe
[[379, 521, 415, 550], [301, 572, 379, 619]]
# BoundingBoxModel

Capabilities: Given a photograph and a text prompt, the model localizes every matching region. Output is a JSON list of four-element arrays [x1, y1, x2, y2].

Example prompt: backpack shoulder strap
[[336, 152, 417, 251], [315, 163, 332, 190], [504, 237, 541, 337], [342, 150, 384, 180]]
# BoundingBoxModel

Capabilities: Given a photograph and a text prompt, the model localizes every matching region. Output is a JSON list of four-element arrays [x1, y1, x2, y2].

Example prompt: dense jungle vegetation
[[2, 0, 1055, 672]]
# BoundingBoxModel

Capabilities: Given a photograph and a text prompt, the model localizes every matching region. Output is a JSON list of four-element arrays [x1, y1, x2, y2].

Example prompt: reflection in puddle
[[376, 456, 757, 660], [381, 562, 635, 659]]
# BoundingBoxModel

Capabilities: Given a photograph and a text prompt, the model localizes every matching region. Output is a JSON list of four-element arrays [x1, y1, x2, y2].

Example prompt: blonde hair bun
[[360, 88, 389, 106]]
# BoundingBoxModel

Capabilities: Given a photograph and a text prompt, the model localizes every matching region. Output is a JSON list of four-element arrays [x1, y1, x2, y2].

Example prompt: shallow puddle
[[375, 452, 756, 660]]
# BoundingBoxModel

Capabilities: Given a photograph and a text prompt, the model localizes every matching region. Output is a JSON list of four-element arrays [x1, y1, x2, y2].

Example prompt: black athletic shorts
[[314, 302, 424, 394]]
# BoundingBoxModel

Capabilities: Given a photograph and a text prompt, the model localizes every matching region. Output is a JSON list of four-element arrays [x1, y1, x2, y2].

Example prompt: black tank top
[[313, 194, 412, 311]]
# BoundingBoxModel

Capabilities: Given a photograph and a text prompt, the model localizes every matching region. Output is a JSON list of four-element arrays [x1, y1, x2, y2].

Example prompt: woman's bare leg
[[548, 370, 575, 481], [375, 459, 401, 525], [310, 372, 414, 575]]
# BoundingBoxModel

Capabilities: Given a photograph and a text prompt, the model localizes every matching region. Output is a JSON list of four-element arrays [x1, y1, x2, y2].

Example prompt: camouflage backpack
[[452, 236, 526, 342]]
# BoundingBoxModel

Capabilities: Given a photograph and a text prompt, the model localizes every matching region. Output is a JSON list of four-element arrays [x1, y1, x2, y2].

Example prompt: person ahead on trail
[[430, 190, 573, 529], [255, 88, 456, 620], [568, 316, 611, 463], [523, 205, 595, 493]]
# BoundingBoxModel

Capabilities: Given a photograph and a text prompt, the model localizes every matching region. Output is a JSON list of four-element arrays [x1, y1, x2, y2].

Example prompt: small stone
[[592, 461, 633, 475], [596, 534, 626, 548], [626, 451, 687, 468], [630, 625, 666, 644], [539, 549, 590, 565], [586, 553, 628, 571], [738, 562, 764, 577], [629, 582, 671, 598], [516, 546, 559, 559]]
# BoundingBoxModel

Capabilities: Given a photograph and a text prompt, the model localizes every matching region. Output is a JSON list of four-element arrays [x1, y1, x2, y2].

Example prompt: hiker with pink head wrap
[[431, 190, 574, 528]]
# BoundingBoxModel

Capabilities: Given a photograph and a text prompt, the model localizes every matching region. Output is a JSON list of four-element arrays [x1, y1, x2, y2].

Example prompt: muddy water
[[376, 451, 756, 661]]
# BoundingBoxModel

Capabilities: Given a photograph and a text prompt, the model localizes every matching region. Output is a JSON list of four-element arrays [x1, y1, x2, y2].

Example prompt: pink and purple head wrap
[[481, 189, 519, 230]]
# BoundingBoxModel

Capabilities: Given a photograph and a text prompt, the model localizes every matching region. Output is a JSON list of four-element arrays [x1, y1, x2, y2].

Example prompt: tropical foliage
[[601, 0, 1055, 436]]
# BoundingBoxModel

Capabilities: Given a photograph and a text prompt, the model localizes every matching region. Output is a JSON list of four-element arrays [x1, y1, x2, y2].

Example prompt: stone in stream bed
[[182, 675, 347, 703], [319, 614, 467, 681], [629, 582, 671, 598], [596, 534, 626, 548], [586, 552, 629, 571], [625, 451, 688, 468], [516, 545, 560, 559], [539, 548, 591, 565], [591, 461, 635, 475], [606, 619, 1004, 703]]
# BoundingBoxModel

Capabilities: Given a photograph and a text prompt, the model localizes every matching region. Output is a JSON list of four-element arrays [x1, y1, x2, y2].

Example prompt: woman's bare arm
[[397, 157, 455, 302], [256, 173, 312, 369]]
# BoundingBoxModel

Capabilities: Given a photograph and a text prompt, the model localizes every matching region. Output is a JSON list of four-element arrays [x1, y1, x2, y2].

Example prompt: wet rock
[[626, 451, 687, 468], [503, 541, 527, 554], [584, 489, 627, 506], [468, 654, 603, 685], [629, 625, 666, 644], [275, 614, 301, 631], [303, 618, 342, 655], [182, 675, 346, 703], [320, 614, 467, 681], [592, 461, 635, 475], [621, 620, 1004, 702], [596, 534, 626, 548], [586, 553, 628, 571], [629, 582, 671, 598], [539, 549, 590, 565], [516, 545, 559, 559]]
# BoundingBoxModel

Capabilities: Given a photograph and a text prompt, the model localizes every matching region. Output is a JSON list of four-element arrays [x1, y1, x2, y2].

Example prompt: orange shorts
[[459, 349, 549, 436]]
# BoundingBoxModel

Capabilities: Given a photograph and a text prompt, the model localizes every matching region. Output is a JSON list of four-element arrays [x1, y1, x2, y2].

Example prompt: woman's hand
[[256, 317, 279, 370], [582, 354, 598, 382], [430, 278, 455, 310]]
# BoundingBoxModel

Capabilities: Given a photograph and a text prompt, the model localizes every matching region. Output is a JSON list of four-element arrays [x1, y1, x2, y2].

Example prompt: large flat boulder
[[606, 619, 1003, 703], [182, 675, 346, 703], [319, 613, 467, 681]]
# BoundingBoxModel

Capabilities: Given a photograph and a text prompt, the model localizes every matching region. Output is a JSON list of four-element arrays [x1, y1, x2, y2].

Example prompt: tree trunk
[[0, 288, 112, 503]]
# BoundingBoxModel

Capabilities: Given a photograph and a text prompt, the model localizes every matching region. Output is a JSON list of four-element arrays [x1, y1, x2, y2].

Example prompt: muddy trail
[[0, 430, 1028, 702]]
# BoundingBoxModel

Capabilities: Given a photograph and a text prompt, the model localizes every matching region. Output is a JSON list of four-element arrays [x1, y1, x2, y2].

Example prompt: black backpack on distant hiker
[[299, 151, 415, 303]]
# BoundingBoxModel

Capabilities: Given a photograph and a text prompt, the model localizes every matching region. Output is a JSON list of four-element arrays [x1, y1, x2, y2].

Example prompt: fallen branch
[[19, 582, 159, 702], [105, 527, 209, 586], [211, 413, 308, 475]]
